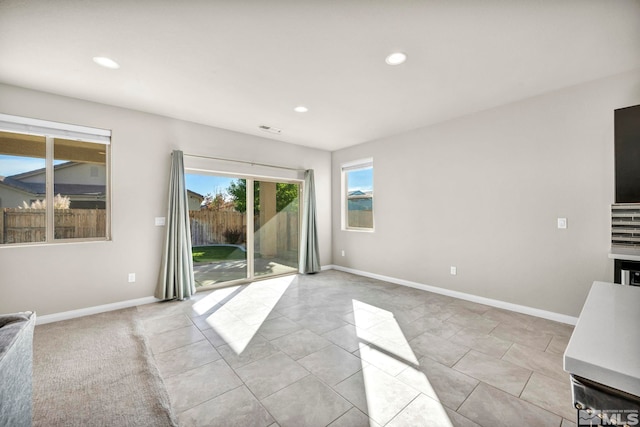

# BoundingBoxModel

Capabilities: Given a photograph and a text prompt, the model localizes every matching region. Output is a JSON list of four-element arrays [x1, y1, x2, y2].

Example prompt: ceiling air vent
[[259, 125, 282, 135]]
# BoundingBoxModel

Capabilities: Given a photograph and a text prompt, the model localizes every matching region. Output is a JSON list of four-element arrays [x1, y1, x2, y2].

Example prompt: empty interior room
[[1, 1, 639, 427]]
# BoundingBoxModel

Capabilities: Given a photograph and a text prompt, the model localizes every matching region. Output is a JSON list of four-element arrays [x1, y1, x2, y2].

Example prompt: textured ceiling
[[1, 0, 639, 151]]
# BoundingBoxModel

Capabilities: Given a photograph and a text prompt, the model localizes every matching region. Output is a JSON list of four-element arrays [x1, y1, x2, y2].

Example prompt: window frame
[[0, 114, 111, 246], [341, 158, 374, 232]]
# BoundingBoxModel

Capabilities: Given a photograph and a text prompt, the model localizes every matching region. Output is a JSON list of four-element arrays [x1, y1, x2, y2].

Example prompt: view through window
[[0, 132, 47, 244], [343, 159, 374, 230], [0, 116, 110, 246], [53, 138, 107, 240]]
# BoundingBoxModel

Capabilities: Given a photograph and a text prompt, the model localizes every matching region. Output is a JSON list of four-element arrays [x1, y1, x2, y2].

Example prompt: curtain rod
[[183, 153, 305, 172]]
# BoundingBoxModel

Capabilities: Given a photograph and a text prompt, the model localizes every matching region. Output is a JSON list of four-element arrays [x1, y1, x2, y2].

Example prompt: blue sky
[[0, 155, 45, 176], [0, 155, 70, 177], [347, 167, 373, 192], [185, 173, 236, 197]]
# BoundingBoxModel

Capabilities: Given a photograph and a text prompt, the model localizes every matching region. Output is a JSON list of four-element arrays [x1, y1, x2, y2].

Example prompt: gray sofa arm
[[0, 311, 36, 427], [0, 312, 33, 328]]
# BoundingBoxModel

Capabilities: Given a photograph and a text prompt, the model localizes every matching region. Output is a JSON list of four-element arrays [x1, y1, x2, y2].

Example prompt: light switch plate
[[557, 218, 567, 229], [155, 217, 166, 226]]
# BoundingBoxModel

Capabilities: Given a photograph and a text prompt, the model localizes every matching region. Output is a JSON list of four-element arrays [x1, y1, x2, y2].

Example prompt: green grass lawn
[[192, 245, 247, 263]]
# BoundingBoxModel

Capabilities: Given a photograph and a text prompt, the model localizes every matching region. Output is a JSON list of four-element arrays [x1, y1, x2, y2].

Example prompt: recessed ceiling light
[[92, 56, 120, 69], [294, 105, 308, 113], [385, 52, 407, 66]]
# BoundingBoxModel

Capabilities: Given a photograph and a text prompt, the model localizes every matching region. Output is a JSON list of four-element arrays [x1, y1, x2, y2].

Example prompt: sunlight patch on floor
[[204, 275, 294, 354], [192, 285, 242, 315], [353, 299, 453, 426]]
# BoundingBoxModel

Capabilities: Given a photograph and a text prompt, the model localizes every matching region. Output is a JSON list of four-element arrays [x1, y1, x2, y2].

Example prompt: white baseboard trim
[[37, 267, 336, 325], [329, 265, 578, 325], [36, 296, 160, 325], [36, 266, 578, 326]]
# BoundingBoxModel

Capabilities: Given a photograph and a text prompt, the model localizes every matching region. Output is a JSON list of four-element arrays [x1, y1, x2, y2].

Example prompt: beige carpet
[[33, 308, 177, 427]]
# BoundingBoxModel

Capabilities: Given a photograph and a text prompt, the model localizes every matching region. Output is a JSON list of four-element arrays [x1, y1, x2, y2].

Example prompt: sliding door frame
[[184, 167, 303, 292], [246, 179, 255, 280]]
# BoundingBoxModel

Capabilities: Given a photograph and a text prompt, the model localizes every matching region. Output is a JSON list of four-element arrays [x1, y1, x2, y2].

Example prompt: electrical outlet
[[341, 250, 345, 257], [128, 273, 136, 283], [450, 266, 457, 276], [557, 218, 567, 229]]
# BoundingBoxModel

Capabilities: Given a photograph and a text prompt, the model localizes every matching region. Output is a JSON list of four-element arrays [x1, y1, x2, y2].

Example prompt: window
[[0, 114, 110, 245], [342, 158, 374, 230]]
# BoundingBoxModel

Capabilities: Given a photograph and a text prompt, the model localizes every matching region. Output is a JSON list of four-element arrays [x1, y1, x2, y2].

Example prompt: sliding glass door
[[185, 173, 248, 287], [254, 180, 299, 277], [185, 172, 299, 288]]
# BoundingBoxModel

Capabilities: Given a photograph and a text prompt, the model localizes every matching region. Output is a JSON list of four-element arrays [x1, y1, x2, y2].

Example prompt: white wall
[[0, 84, 332, 315], [332, 69, 640, 317]]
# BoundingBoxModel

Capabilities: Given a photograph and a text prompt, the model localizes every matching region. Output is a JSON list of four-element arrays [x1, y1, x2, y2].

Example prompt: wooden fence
[[0, 208, 106, 244], [348, 210, 373, 228], [1, 207, 297, 251], [190, 210, 246, 246], [189, 210, 298, 255]]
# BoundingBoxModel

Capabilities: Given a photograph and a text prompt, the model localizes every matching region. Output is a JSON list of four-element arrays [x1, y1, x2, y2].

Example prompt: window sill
[[342, 227, 375, 233], [0, 238, 111, 249]]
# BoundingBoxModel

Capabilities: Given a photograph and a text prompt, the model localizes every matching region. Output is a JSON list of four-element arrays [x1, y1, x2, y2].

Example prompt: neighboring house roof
[[0, 176, 105, 196], [0, 176, 36, 193], [1, 162, 105, 198], [187, 189, 204, 199], [8, 161, 78, 180], [347, 190, 373, 211], [348, 190, 373, 200]]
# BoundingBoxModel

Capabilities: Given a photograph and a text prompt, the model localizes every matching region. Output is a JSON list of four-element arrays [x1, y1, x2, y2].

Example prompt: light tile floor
[[137, 270, 577, 427]]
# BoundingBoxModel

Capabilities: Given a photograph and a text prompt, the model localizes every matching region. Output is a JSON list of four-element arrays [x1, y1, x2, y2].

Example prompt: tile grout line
[[156, 344, 222, 380], [237, 375, 281, 427], [382, 392, 424, 427], [173, 383, 246, 419], [518, 369, 535, 399], [453, 380, 482, 413], [519, 384, 572, 424]]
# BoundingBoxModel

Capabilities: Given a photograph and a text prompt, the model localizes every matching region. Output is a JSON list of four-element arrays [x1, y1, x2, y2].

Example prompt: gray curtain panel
[[155, 150, 196, 300], [299, 169, 321, 274]]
